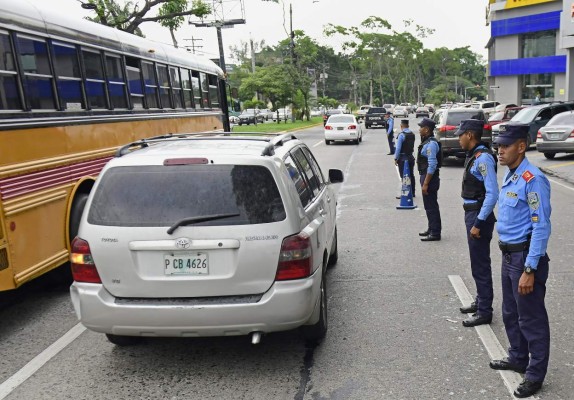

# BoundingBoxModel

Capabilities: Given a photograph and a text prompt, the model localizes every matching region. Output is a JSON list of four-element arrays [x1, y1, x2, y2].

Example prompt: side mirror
[[328, 169, 344, 184]]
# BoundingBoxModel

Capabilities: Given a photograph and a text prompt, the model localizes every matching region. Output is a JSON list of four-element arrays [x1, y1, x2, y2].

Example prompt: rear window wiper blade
[[167, 213, 240, 234]]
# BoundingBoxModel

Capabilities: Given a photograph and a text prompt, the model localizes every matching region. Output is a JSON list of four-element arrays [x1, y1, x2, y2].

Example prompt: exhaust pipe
[[251, 331, 262, 345]]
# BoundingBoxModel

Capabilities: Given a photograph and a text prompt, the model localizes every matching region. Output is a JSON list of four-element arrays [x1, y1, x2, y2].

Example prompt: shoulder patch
[[522, 170, 535, 183], [527, 192, 540, 210], [474, 151, 482, 159], [478, 163, 487, 177]]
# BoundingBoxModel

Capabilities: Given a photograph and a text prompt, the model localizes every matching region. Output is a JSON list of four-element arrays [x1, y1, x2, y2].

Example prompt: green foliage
[[242, 99, 266, 110]]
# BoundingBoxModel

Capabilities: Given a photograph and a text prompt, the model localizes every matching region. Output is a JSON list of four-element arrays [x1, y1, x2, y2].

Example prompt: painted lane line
[[448, 275, 523, 398], [545, 160, 574, 169], [0, 323, 86, 399], [549, 178, 574, 191], [313, 140, 323, 147]]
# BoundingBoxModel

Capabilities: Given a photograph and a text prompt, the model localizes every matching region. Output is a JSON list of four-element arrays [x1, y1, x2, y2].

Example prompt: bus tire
[[69, 193, 89, 243]]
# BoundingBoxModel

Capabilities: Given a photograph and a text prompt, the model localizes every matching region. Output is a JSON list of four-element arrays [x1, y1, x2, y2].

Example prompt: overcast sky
[[26, 0, 491, 63]]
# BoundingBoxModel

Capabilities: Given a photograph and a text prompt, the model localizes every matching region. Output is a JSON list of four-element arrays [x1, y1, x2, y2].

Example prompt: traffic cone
[[396, 160, 416, 210]]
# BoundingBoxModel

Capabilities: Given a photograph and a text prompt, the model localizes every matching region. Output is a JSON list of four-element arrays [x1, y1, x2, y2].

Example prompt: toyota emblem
[[175, 238, 191, 249]]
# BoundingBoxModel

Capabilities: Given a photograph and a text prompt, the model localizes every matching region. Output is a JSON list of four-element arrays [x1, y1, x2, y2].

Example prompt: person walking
[[416, 117, 442, 241], [385, 111, 395, 155], [394, 119, 416, 198], [489, 123, 552, 399], [455, 119, 498, 327]]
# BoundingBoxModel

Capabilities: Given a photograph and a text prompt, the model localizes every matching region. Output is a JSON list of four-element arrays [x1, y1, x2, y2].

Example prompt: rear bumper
[[325, 130, 359, 140], [70, 270, 322, 337], [536, 140, 574, 153]]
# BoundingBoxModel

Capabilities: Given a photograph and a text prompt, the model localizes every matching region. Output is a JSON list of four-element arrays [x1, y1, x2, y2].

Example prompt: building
[[487, 0, 566, 105]]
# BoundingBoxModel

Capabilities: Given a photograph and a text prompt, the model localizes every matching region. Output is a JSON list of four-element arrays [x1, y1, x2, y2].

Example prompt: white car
[[70, 134, 343, 345], [324, 114, 363, 145], [393, 106, 408, 118]]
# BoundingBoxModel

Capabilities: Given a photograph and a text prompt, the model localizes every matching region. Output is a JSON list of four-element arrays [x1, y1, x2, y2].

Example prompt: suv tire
[[301, 267, 327, 343], [106, 334, 142, 346]]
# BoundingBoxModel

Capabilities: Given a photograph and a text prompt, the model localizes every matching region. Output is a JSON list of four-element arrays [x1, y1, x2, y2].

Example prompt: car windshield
[[445, 111, 483, 125], [504, 108, 523, 119], [488, 112, 504, 122], [510, 107, 540, 123], [548, 112, 574, 125], [328, 115, 354, 123], [88, 165, 286, 226]]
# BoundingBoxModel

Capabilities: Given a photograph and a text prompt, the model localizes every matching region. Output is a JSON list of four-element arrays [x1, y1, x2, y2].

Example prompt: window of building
[[17, 35, 56, 110], [0, 32, 21, 110], [521, 30, 555, 58], [521, 73, 554, 105]]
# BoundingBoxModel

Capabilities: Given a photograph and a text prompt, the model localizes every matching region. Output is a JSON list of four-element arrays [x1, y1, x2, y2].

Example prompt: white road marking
[[549, 178, 574, 191], [448, 275, 524, 398], [313, 140, 323, 147], [0, 323, 86, 399]]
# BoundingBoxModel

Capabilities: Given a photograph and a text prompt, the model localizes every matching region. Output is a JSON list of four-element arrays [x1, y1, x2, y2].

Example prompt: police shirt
[[462, 144, 498, 226], [497, 157, 551, 269], [394, 129, 414, 160], [387, 117, 394, 136], [419, 139, 440, 174]]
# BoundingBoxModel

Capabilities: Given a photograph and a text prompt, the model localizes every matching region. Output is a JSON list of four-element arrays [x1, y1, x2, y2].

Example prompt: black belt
[[463, 202, 482, 212], [498, 240, 530, 253]]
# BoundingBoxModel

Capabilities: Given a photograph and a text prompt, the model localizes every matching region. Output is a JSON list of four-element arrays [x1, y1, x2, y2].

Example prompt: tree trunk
[[170, 27, 178, 48]]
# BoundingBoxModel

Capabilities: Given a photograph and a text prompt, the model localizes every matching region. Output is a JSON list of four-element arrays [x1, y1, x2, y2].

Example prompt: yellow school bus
[[0, 0, 227, 290]]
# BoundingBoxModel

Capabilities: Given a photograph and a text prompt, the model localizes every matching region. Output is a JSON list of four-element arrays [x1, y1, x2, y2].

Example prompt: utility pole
[[183, 37, 203, 54]]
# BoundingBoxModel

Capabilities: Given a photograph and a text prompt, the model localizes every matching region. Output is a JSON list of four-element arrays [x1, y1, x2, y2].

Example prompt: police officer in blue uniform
[[455, 119, 498, 327], [416, 117, 442, 241], [394, 119, 416, 198], [489, 123, 551, 399], [385, 111, 395, 155]]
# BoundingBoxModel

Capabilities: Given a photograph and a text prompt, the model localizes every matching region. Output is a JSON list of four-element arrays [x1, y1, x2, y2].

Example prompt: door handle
[[326, 196, 331, 203], [319, 208, 326, 217]]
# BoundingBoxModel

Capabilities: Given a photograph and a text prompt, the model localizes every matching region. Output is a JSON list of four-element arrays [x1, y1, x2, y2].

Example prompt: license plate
[[164, 253, 209, 275], [337, 127, 344, 130], [549, 133, 560, 140]]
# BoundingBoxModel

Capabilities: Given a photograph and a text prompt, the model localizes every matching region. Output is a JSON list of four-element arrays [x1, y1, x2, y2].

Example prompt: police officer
[[455, 119, 498, 327], [416, 117, 441, 241], [489, 123, 551, 399], [394, 119, 416, 198], [385, 111, 395, 155]]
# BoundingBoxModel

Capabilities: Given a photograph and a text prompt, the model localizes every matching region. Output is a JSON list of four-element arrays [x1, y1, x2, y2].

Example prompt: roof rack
[[261, 134, 298, 156]]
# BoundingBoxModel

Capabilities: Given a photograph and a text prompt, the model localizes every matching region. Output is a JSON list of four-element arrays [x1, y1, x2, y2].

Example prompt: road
[[1, 118, 573, 399]]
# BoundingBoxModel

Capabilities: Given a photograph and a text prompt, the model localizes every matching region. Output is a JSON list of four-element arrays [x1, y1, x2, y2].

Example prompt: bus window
[[125, 56, 144, 109], [142, 61, 158, 108], [199, 72, 209, 108], [53, 42, 84, 110], [170, 66, 183, 108], [180, 68, 193, 109], [157, 64, 171, 108], [208, 74, 219, 108], [105, 54, 128, 109], [191, 74, 201, 110], [82, 49, 107, 109], [0, 32, 21, 110], [17, 35, 57, 110]]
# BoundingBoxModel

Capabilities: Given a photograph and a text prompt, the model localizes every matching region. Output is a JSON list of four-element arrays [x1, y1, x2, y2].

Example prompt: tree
[[85, 0, 211, 36]]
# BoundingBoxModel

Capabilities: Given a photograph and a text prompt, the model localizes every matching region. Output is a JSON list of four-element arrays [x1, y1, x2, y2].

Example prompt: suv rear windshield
[[443, 111, 484, 125], [88, 165, 286, 226], [367, 107, 384, 114]]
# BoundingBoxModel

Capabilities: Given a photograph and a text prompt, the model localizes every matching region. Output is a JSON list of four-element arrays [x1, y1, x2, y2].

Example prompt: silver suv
[[70, 134, 343, 346]]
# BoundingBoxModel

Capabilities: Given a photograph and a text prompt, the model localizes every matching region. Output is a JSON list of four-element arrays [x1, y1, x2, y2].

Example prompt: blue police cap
[[454, 119, 483, 136], [418, 117, 436, 130], [494, 123, 529, 145]]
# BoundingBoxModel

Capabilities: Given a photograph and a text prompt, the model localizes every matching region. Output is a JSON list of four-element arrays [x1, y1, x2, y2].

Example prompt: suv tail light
[[348, 124, 357, 130], [537, 130, 542, 139], [570, 129, 574, 138], [484, 124, 491, 130], [276, 233, 312, 280], [325, 125, 333, 130], [70, 237, 102, 283], [439, 125, 456, 132]]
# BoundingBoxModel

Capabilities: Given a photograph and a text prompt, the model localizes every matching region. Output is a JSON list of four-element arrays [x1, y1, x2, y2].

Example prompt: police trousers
[[419, 173, 441, 235], [398, 157, 415, 197], [501, 251, 550, 382], [465, 210, 495, 317], [387, 132, 395, 154]]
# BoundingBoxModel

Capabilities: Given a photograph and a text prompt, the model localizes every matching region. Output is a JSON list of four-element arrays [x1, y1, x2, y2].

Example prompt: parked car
[[415, 106, 430, 118], [273, 108, 292, 122], [324, 114, 363, 145], [258, 108, 274, 121], [497, 102, 574, 148], [393, 106, 409, 118], [432, 107, 491, 159], [364, 107, 387, 129], [356, 105, 372, 122], [536, 110, 574, 159], [470, 101, 500, 119], [229, 115, 240, 124], [323, 109, 343, 126], [238, 110, 258, 125], [382, 104, 394, 114], [424, 104, 435, 114], [70, 134, 344, 346]]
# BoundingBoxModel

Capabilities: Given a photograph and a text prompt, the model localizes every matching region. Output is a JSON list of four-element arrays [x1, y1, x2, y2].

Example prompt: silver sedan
[[536, 111, 574, 159]]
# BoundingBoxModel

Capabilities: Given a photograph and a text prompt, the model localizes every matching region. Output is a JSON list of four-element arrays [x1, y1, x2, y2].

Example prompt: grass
[[230, 117, 323, 134]]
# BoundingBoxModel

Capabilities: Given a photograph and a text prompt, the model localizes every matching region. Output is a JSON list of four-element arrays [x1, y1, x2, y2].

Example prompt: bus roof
[[0, 0, 224, 78]]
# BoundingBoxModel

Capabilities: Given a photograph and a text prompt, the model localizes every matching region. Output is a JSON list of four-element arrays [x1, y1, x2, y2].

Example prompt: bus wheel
[[69, 193, 89, 243]]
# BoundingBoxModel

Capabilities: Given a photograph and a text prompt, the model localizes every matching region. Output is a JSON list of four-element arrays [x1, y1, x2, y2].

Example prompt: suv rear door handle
[[319, 208, 326, 217]]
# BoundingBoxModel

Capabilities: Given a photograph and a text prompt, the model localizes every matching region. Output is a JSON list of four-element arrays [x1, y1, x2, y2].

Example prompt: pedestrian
[[455, 119, 498, 327], [394, 119, 416, 198], [489, 123, 551, 399], [385, 111, 395, 155], [416, 117, 442, 241]]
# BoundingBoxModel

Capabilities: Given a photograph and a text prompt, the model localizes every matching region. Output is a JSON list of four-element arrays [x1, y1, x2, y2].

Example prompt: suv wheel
[[106, 334, 142, 346], [544, 152, 556, 160], [301, 267, 327, 343]]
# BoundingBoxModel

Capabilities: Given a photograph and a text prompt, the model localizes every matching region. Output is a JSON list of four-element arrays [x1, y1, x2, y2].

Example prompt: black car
[[364, 107, 387, 129], [323, 109, 343, 126], [238, 110, 259, 125]]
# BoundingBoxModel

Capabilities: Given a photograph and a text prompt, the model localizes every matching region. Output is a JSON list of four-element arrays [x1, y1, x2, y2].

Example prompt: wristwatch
[[524, 266, 535, 274]]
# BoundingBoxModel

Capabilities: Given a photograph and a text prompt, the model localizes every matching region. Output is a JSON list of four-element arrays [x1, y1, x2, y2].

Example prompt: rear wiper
[[167, 213, 240, 234]]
